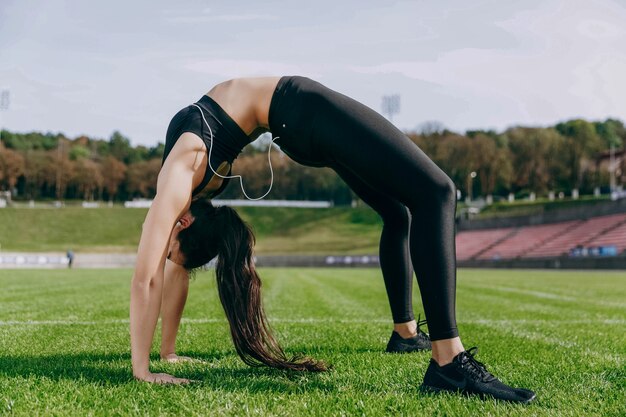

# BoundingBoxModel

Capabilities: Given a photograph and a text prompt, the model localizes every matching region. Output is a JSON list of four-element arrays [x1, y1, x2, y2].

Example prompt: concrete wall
[[254, 254, 380, 268], [459, 256, 626, 270], [2, 252, 624, 270], [0, 252, 136, 269], [458, 198, 626, 230], [0, 253, 381, 269]]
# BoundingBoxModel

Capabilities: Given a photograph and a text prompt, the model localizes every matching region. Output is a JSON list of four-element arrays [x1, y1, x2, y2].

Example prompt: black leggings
[[269, 76, 458, 341]]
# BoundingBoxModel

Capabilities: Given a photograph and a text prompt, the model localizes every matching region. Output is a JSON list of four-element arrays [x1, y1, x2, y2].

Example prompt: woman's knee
[[427, 176, 456, 212], [378, 201, 410, 229], [437, 175, 457, 207], [407, 172, 456, 214]]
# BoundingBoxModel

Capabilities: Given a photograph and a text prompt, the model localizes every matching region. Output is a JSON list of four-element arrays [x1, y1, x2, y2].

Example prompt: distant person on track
[[66, 249, 74, 269], [129, 76, 535, 403]]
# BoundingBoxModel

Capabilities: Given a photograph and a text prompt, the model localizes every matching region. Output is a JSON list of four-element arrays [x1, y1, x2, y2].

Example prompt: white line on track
[[481, 319, 624, 364], [0, 318, 624, 326], [466, 284, 626, 307]]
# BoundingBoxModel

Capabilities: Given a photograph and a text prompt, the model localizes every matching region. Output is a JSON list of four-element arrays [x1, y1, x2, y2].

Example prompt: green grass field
[[0, 206, 382, 254], [0, 268, 624, 416]]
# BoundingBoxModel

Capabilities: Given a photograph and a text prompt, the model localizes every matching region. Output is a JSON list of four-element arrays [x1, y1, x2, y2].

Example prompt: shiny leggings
[[269, 76, 459, 341]]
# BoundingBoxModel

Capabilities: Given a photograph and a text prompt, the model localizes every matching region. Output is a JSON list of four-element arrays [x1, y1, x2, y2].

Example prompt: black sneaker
[[385, 315, 432, 353], [421, 347, 536, 404]]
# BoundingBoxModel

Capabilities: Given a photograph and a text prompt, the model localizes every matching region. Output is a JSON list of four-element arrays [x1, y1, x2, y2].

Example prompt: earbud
[[191, 103, 279, 201]]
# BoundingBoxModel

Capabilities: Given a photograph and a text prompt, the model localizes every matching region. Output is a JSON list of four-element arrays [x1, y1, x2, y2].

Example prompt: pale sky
[[1, 0, 625, 146]]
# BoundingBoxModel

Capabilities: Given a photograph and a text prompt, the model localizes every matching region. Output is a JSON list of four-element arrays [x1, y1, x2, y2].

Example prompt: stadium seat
[[524, 213, 626, 258], [455, 228, 514, 260], [456, 212, 626, 261]]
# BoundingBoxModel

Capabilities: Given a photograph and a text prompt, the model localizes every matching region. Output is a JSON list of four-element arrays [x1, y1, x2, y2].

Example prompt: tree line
[[0, 118, 623, 204], [408, 118, 623, 199]]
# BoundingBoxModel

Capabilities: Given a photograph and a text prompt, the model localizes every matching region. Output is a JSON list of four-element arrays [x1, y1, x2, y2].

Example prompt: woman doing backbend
[[129, 76, 535, 403]]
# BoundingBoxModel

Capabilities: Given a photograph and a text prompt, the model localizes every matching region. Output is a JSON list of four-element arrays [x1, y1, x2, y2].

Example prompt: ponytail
[[179, 199, 330, 371], [214, 205, 330, 371]]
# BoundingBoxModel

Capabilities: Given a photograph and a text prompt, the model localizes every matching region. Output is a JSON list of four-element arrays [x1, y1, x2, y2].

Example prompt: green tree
[[507, 127, 552, 193], [109, 131, 133, 163], [470, 133, 513, 196], [0, 142, 25, 191], [72, 159, 103, 200], [556, 119, 604, 189], [69, 145, 90, 161], [594, 118, 625, 148], [101, 156, 127, 201], [126, 159, 161, 197]]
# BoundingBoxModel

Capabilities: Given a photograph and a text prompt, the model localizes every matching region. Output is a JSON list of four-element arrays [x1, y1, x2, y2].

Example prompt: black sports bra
[[162, 95, 266, 199]]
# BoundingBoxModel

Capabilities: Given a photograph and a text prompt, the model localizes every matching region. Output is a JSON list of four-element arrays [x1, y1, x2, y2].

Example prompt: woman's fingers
[[154, 373, 190, 384], [161, 354, 207, 364], [138, 372, 191, 384]]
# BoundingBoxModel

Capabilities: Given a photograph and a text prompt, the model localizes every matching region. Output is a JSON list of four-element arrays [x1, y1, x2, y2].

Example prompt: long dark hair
[[177, 198, 330, 372]]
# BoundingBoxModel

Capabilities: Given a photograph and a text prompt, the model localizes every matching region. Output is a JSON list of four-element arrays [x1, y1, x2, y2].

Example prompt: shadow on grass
[[0, 351, 338, 393], [0, 352, 135, 384]]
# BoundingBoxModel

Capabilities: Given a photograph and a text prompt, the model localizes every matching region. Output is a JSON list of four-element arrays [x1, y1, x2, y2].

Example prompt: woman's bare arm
[[160, 259, 191, 362], [129, 134, 203, 383]]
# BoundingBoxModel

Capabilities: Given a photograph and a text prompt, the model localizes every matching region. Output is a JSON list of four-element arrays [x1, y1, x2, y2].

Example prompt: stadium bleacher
[[586, 217, 626, 254], [455, 228, 514, 260], [523, 213, 626, 258], [456, 212, 626, 261]]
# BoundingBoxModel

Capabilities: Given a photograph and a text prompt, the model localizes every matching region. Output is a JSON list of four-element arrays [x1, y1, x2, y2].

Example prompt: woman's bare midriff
[[192, 76, 281, 197], [205, 76, 282, 136]]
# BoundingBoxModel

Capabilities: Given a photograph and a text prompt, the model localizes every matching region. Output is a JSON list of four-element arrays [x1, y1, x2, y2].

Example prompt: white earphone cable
[[191, 103, 279, 201]]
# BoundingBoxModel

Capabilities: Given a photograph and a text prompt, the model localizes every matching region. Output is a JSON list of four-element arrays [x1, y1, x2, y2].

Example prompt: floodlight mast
[[382, 94, 400, 123], [609, 144, 616, 193], [0, 90, 9, 111], [0, 89, 9, 144]]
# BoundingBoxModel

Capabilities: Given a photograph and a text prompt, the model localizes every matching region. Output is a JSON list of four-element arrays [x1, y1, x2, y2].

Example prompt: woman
[[130, 76, 535, 403]]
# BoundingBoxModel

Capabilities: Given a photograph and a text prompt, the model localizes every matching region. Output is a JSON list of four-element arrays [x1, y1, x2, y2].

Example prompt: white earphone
[[191, 103, 280, 200]]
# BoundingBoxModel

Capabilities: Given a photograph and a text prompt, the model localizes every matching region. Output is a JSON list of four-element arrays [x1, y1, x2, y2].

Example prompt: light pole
[[0, 90, 9, 204], [382, 94, 400, 123], [56, 138, 64, 200], [466, 171, 477, 202], [0, 89, 9, 144], [609, 143, 616, 192]]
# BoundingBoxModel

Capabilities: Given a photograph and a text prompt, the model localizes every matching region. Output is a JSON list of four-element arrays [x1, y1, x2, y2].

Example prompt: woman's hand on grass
[[134, 372, 192, 384], [161, 353, 206, 364]]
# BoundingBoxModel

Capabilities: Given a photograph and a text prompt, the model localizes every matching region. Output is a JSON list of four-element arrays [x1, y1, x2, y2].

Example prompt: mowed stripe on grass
[[0, 268, 624, 416]]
